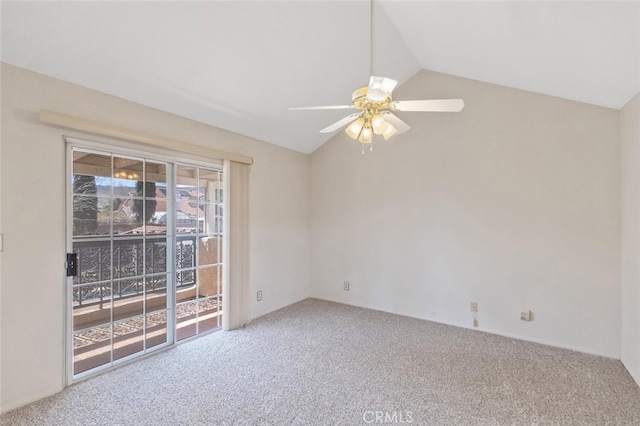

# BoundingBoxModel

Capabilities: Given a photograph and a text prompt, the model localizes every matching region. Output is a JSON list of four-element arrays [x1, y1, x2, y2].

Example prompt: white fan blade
[[289, 105, 355, 111], [367, 76, 398, 102], [393, 99, 465, 112], [383, 113, 410, 135], [320, 113, 362, 133]]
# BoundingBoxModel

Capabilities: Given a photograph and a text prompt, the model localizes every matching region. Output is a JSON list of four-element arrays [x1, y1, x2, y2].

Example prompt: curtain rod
[[39, 109, 253, 165]]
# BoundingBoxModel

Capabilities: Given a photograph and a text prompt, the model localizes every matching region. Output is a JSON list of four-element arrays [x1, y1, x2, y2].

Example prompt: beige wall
[[311, 70, 622, 358], [0, 63, 3, 411], [621, 92, 640, 385], [0, 62, 634, 412], [0, 63, 311, 411]]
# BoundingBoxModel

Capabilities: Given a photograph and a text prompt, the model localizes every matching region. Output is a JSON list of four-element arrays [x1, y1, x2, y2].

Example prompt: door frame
[[65, 136, 224, 385]]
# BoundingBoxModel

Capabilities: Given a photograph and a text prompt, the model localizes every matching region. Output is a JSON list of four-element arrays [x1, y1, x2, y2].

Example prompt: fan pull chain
[[370, 141, 374, 152], [362, 144, 365, 155]]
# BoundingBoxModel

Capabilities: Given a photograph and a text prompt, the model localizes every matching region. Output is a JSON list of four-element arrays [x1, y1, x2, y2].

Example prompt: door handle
[[66, 253, 78, 277]]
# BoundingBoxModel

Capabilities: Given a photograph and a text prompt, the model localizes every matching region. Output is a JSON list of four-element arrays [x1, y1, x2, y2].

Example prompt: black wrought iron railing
[[72, 236, 198, 307]]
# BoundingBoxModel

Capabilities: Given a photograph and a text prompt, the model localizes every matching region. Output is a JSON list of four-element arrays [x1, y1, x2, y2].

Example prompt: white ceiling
[[2, 1, 638, 154]]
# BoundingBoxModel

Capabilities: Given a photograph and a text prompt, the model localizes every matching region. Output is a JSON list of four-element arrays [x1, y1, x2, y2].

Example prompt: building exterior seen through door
[[69, 145, 223, 379], [174, 164, 224, 340]]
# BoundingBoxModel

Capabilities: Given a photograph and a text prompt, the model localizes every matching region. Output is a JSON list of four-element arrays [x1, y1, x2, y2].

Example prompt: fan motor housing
[[351, 86, 392, 113]]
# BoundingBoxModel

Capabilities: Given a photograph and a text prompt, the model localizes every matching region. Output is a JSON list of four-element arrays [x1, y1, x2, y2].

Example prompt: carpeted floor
[[2, 298, 640, 425]]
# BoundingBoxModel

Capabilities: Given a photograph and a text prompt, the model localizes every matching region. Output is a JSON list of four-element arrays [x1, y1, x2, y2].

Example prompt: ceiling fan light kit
[[344, 76, 400, 147], [290, 0, 465, 153], [345, 117, 365, 139], [382, 122, 397, 140]]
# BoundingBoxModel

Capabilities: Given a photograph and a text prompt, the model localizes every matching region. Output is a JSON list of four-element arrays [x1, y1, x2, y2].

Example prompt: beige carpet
[[2, 298, 640, 425]]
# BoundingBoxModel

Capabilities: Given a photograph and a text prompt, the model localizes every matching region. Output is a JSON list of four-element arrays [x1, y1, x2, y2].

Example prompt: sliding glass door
[[68, 144, 223, 379], [174, 165, 224, 340]]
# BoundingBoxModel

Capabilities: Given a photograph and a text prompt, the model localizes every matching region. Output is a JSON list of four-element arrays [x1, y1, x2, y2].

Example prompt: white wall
[[621, 92, 640, 385], [310, 70, 622, 358], [0, 63, 311, 412]]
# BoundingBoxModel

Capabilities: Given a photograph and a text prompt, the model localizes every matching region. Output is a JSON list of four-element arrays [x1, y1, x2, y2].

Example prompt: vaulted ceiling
[[2, 1, 638, 154]]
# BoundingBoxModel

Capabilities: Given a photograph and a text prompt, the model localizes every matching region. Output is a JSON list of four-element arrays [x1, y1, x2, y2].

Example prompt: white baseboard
[[621, 359, 640, 387], [476, 326, 619, 360], [1, 386, 63, 414], [312, 296, 620, 360], [251, 295, 310, 321]]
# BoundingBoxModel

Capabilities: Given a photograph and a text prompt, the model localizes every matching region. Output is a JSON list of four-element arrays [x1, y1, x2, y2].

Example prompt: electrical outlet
[[343, 281, 350, 291], [257, 291, 263, 302], [470, 302, 478, 313], [520, 310, 532, 321]]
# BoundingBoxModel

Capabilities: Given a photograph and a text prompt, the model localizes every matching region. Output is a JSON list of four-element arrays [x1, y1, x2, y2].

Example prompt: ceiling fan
[[290, 1, 465, 152], [291, 76, 464, 142]]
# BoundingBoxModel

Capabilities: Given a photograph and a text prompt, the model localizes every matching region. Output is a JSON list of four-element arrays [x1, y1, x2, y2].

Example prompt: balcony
[[72, 235, 223, 374]]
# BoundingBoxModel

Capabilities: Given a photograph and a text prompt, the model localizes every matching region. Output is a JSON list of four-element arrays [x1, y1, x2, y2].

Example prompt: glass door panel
[[70, 148, 173, 377], [175, 165, 223, 340]]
